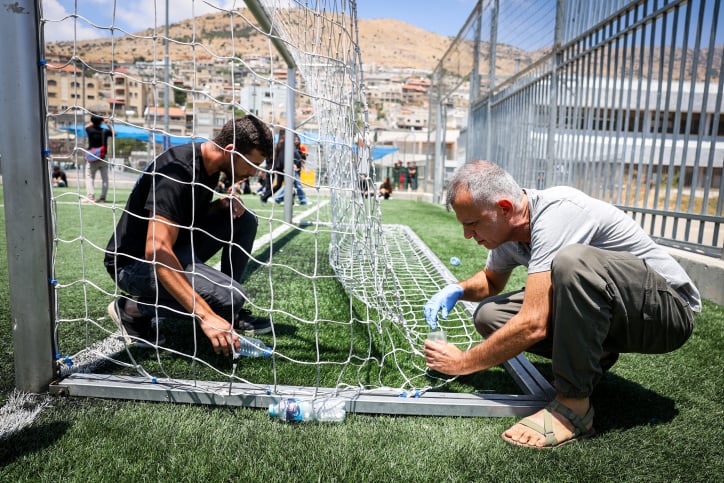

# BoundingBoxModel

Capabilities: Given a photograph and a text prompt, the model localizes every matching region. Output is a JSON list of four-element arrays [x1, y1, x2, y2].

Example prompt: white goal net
[[37, 0, 551, 415]]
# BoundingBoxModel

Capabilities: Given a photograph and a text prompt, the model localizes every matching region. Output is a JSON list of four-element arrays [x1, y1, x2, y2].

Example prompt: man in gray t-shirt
[[423, 161, 698, 449]]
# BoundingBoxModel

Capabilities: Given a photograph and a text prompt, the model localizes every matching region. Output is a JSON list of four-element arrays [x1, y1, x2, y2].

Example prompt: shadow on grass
[[0, 421, 70, 466], [517, 359, 678, 432], [592, 372, 678, 432]]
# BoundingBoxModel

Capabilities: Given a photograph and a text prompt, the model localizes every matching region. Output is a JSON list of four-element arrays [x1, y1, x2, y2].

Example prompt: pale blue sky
[[42, 0, 478, 42]]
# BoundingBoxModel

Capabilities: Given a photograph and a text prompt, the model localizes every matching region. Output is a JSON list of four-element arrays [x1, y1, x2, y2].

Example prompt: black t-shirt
[[104, 143, 220, 273], [86, 125, 112, 149]]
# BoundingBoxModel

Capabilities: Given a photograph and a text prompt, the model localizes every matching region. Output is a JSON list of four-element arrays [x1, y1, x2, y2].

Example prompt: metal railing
[[433, 0, 723, 258]]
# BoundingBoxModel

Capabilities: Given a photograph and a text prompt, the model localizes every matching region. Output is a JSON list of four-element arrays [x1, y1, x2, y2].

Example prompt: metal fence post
[[487, 0, 498, 162], [545, 0, 565, 186]]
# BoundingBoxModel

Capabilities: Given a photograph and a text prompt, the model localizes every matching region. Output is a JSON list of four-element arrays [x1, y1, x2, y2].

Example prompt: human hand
[[423, 284, 463, 330], [197, 314, 239, 356], [219, 195, 246, 218], [424, 339, 466, 375]]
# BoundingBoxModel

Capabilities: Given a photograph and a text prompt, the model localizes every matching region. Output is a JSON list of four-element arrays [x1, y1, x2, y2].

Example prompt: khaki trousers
[[473, 244, 695, 398]]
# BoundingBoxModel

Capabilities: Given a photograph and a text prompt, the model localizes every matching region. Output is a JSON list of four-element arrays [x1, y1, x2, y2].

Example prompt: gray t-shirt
[[485, 187, 701, 311]]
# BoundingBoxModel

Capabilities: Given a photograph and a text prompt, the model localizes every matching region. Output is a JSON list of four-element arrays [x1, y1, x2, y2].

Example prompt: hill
[[45, 9, 712, 84], [44, 9, 517, 74]]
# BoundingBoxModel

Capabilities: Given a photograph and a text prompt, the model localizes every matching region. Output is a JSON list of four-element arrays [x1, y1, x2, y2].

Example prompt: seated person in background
[[104, 115, 274, 355], [378, 177, 393, 199], [216, 172, 232, 193], [52, 165, 68, 187]]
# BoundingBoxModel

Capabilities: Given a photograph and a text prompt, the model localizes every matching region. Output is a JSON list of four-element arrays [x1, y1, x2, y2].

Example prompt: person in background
[[84, 115, 114, 203], [407, 161, 418, 191], [52, 164, 68, 188], [254, 170, 267, 195], [273, 134, 308, 205], [423, 160, 699, 449], [398, 160, 408, 191], [260, 129, 287, 204], [391, 161, 402, 192], [104, 115, 274, 355], [216, 172, 232, 193], [378, 177, 393, 199], [359, 173, 371, 198]]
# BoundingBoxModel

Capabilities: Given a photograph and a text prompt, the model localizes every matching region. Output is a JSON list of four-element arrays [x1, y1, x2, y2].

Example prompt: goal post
[[0, 0, 57, 392], [2, 0, 555, 417]]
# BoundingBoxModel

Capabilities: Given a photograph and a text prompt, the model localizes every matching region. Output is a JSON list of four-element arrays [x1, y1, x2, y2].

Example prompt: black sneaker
[[234, 308, 272, 335], [108, 298, 166, 349], [601, 352, 619, 372]]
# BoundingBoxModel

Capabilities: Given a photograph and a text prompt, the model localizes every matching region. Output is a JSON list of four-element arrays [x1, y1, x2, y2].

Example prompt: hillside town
[[45, 47, 472, 191]]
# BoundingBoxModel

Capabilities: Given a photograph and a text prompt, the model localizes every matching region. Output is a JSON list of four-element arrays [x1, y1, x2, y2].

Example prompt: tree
[[173, 88, 187, 107]]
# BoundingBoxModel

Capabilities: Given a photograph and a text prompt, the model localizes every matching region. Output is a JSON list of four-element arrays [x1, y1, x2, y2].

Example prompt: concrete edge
[[665, 247, 724, 307]]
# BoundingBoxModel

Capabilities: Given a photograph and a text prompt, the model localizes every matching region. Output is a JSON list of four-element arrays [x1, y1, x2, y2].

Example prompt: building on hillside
[[396, 108, 428, 130], [144, 106, 187, 136], [46, 64, 101, 117], [187, 101, 229, 139]]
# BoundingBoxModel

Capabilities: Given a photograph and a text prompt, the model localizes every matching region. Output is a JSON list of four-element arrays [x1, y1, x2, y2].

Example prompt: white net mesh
[[44, 1, 484, 402]]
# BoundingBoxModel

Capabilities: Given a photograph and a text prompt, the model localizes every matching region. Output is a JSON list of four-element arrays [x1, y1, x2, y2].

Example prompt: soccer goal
[[2, 0, 553, 417]]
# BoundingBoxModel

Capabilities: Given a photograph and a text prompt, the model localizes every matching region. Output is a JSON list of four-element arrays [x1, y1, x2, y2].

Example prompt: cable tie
[[151, 376, 157, 384], [43, 149, 51, 156], [64, 355, 73, 367], [39, 59, 47, 66], [54, 353, 62, 360], [48, 278, 58, 286]]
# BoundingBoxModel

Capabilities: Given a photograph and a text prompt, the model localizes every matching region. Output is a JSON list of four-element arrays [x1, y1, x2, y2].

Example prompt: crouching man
[[423, 160, 699, 448], [105, 115, 274, 356]]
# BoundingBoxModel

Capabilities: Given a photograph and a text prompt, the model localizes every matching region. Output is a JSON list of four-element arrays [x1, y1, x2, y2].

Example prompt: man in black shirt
[[105, 115, 274, 356]]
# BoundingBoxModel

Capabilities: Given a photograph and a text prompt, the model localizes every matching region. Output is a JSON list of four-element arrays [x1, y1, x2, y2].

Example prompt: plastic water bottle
[[233, 335, 272, 358], [268, 397, 346, 422], [427, 330, 447, 343]]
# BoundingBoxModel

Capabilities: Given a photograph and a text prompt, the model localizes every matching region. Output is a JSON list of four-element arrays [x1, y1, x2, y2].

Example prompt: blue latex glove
[[423, 284, 464, 330]]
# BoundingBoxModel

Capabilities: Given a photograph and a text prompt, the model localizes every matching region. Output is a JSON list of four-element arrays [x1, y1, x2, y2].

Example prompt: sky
[[42, 0, 478, 42]]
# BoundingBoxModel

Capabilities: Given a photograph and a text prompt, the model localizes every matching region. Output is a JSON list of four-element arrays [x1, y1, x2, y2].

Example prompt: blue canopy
[[352, 144, 399, 161], [369, 146, 399, 161], [61, 124, 398, 160], [60, 123, 206, 147]]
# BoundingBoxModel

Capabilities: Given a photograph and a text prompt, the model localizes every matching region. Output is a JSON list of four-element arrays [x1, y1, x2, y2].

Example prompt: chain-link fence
[[431, 0, 723, 258]]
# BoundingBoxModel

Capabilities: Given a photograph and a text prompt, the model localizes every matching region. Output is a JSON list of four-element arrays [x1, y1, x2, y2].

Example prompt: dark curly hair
[[214, 115, 274, 161]]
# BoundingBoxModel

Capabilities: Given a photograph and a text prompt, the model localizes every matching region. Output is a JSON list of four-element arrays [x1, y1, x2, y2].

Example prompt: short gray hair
[[445, 160, 523, 210]]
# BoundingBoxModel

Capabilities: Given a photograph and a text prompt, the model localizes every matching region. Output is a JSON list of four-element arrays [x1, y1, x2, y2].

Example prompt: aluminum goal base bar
[[50, 370, 549, 418], [49, 224, 556, 417]]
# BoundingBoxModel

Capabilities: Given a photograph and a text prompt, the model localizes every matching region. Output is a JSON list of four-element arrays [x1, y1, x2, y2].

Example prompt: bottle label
[[286, 398, 303, 422]]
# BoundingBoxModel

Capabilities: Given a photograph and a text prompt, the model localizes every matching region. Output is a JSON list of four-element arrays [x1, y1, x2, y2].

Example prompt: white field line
[[0, 389, 51, 441], [252, 200, 328, 260]]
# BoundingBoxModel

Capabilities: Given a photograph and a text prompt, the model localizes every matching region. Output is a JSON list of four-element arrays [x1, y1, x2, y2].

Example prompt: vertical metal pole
[[283, 67, 296, 223], [164, 0, 170, 149], [433, 81, 444, 205], [467, 2, 482, 163], [0, 0, 56, 392], [487, 0, 498, 162], [546, 0, 565, 186]]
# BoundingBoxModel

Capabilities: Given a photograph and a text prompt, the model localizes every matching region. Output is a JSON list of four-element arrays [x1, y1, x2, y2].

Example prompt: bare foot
[[503, 396, 593, 448]]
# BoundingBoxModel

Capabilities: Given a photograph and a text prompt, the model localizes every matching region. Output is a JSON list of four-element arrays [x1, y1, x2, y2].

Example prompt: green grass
[[1, 193, 723, 481]]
